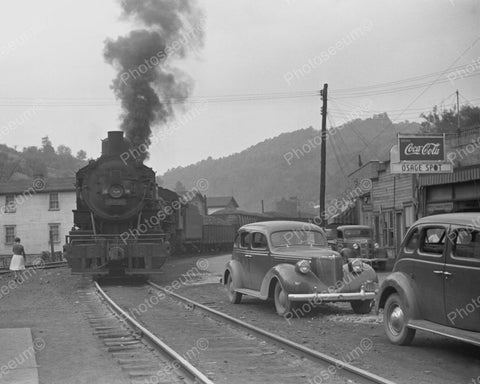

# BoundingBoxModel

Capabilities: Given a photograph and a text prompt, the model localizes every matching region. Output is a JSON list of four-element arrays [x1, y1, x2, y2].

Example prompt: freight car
[[65, 131, 170, 276]]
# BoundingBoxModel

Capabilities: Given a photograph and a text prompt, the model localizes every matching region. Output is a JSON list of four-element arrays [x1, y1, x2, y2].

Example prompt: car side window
[[404, 227, 419, 253], [336, 230, 343, 239], [251, 232, 267, 250], [452, 228, 480, 260], [240, 232, 250, 249], [420, 227, 446, 255]]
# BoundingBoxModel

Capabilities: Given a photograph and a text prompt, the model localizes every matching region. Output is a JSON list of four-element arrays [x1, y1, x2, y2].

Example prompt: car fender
[[259, 263, 326, 299], [375, 271, 420, 319], [338, 262, 378, 292], [223, 260, 245, 289]]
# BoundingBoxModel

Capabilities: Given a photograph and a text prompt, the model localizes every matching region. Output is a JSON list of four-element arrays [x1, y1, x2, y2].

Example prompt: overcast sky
[[0, 0, 478, 174]]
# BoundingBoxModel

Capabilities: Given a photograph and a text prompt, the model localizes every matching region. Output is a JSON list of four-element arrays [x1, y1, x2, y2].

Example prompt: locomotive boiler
[[65, 131, 169, 276]]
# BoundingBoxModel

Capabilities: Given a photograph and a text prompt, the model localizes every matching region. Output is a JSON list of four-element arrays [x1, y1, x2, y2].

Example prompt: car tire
[[274, 281, 296, 317], [226, 274, 242, 304], [350, 299, 373, 314], [384, 293, 416, 345]]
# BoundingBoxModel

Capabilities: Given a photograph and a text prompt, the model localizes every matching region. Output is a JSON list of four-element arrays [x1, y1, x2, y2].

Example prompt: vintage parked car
[[332, 225, 388, 271], [377, 213, 480, 347], [223, 221, 379, 316]]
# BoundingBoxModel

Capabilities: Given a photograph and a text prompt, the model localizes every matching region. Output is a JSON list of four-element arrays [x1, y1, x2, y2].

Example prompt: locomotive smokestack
[[105, 131, 127, 157]]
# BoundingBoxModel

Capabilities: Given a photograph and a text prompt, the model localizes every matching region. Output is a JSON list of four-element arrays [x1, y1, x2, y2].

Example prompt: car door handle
[[433, 270, 444, 275], [443, 271, 452, 276], [245, 254, 252, 258]]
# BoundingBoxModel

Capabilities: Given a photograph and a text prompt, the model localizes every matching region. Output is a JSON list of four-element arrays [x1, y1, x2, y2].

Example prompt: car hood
[[271, 247, 340, 259]]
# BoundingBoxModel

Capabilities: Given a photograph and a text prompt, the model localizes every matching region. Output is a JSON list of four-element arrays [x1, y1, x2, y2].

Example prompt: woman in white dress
[[10, 237, 25, 282]]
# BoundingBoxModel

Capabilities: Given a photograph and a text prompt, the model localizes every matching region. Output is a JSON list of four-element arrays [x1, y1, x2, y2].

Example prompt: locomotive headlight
[[109, 184, 124, 198], [353, 243, 359, 250], [296, 260, 311, 274]]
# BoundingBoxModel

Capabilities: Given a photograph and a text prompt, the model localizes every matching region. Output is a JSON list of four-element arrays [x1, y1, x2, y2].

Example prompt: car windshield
[[270, 230, 326, 247], [343, 228, 371, 238]]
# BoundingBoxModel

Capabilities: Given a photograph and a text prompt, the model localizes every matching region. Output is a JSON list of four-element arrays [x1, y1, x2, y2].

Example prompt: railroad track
[[0, 260, 67, 275], [84, 280, 213, 384], [96, 279, 397, 384]]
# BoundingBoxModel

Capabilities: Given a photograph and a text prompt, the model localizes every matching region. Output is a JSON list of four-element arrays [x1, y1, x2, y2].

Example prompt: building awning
[[418, 164, 480, 187], [328, 204, 355, 225]]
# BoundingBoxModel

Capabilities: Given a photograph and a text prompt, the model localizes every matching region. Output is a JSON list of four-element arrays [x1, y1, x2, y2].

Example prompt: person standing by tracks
[[10, 237, 26, 282]]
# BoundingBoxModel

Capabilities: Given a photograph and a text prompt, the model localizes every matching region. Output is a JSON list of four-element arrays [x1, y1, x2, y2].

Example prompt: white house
[[0, 176, 76, 262]]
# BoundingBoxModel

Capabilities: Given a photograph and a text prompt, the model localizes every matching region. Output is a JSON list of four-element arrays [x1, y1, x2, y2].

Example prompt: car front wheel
[[350, 299, 373, 314], [384, 293, 416, 345], [226, 274, 242, 304], [274, 281, 296, 317]]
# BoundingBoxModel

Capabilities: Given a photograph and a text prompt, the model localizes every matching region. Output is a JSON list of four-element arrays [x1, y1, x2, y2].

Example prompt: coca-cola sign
[[398, 135, 445, 161]]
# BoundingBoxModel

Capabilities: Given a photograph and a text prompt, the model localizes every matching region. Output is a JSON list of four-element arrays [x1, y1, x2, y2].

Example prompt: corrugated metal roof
[[418, 165, 480, 186], [0, 177, 76, 194]]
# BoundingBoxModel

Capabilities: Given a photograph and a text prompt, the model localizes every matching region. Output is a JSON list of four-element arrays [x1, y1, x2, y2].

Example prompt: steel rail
[[0, 260, 67, 275], [94, 281, 214, 384], [148, 280, 397, 384]]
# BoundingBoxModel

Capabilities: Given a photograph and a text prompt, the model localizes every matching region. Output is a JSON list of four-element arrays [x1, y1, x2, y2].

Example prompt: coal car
[[65, 131, 170, 276]]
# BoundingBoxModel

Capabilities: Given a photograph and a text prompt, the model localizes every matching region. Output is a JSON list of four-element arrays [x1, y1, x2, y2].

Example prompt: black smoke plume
[[104, 0, 204, 159]]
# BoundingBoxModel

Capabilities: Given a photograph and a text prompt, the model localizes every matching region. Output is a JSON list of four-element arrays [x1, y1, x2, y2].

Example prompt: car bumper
[[288, 289, 377, 302], [352, 258, 387, 263]]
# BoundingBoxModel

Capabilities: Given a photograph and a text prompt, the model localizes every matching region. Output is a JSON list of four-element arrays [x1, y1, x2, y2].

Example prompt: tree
[[420, 105, 480, 133], [57, 145, 72, 156], [76, 150, 87, 161], [174, 181, 187, 194]]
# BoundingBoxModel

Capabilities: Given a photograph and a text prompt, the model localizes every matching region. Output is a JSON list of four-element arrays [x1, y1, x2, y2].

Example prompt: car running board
[[408, 319, 480, 347], [235, 288, 264, 299]]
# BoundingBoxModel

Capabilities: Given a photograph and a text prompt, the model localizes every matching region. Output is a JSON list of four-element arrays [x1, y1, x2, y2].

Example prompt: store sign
[[398, 136, 445, 162], [390, 162, 453, 174]]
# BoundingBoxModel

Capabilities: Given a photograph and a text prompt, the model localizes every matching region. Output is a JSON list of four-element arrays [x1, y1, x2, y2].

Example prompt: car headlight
[[353, 243, 359, 250], [350, 259, 363, 273], [374, 242, 379, 249], [296, 260, 311, 274]]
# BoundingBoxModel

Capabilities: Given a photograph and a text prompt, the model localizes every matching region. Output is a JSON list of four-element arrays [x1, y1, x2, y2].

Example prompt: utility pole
[[319, 83, 328, 224], [456, 89, 460, 135]]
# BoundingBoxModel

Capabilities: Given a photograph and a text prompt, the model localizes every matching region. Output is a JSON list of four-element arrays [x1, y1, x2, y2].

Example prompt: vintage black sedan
[[332, 225, 388, 271], [223, 221, 378, 316], [377, 213, 480, 346]]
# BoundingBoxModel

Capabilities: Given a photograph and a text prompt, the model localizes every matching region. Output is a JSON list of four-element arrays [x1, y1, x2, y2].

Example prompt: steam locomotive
[[65, 131, 170, 276]]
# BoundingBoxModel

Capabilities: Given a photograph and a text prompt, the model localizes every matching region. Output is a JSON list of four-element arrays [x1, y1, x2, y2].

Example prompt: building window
[[48, 224, 60, 243], [382, 211, 394, 247], [4, 194, 16, 213], [49, 193, 59, 210], [5, 226, 15, 245]]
